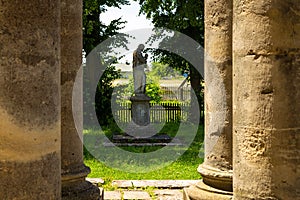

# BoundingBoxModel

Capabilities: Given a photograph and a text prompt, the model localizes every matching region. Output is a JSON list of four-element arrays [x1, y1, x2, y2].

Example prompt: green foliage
[[83, 0, 129, 54], [136, 0, 204, 43], [83, 0, 130, 126], [145, 82, 162, 103], [148, 62, 181, 78], [123, 77, 134, 96], [95, 66, 121, 125], [124, 74, 163, 103], [145, 74, 162, 103]]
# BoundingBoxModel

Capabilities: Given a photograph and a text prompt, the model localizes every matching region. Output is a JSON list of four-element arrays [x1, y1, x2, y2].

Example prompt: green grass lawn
[[83, 122, 204, 181]]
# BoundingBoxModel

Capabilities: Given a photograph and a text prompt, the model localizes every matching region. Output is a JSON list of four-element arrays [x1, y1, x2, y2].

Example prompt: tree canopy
[[83, 0, 129, 54], [137, 0, 204, 44], [135, 0, 204, 78]]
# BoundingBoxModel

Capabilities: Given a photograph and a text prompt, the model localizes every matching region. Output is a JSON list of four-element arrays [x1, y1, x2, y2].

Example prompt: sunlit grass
[[83, 122, 204, 180]]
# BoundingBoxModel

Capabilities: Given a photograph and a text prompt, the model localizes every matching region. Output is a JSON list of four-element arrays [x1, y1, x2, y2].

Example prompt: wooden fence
[[113, 102, 190, 123]]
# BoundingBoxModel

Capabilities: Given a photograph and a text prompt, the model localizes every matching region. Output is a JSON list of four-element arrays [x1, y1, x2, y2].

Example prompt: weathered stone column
[[61, 0, 101, 199], [184, 0, 233, 199], [233, 1, 300, 199], [0, 1, 61, 199]]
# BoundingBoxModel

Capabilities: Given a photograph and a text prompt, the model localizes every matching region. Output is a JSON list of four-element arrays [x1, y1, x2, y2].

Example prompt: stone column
[[233, 1, 300, 199], [184, 0, 233, 199], [61, 0, 101, 199], [0, 1, 61, 199]]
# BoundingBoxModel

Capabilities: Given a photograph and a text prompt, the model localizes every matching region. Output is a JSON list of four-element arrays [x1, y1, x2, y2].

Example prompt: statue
[[132, 44, 148, 94]]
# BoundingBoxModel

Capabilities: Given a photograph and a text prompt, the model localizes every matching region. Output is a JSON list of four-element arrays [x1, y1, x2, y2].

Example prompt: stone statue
[[132, 44, 148, 94]]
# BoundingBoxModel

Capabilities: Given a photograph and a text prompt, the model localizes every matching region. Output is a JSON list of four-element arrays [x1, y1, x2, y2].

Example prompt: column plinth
[[62, 165, 100, 200], [184, 180, 232, 200], [198, 164, 232, 192]]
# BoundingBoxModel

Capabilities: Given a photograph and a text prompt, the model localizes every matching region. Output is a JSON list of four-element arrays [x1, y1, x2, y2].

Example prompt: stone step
[[154, 189, 183, 200], [112, 134, 172, 143], [104, 189, 183, 200], [104, 191, 121, 200], [103, 141, 183, 147], [86, 178, 105, 185], [87, 179, 197, 200], [112, 180, 198, 189], [123, 191, 151, 200], [86, 179, 198, 189], [103, 135, 183, 147]]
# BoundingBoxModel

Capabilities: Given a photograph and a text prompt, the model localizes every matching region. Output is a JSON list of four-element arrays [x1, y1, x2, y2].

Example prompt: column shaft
[[184, 0, 233, 199], [233, 0, 300, 199], [0, 1, 61, 199], [199, 0, 233, 191], [61, 0, 101, 199]]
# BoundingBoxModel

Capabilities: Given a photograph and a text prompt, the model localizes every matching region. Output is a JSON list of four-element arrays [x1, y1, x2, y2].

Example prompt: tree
[[135, 0, 204, 123], [95, 65, 121, 125], [83, 0, 129, 126], [83, 0, 129, 54], [149, 62, 180, 78]]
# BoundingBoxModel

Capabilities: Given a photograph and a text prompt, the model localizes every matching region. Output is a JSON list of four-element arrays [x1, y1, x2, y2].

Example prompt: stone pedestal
[[61, 0, 101, 199], [233, 1, 300, 199], [0, 1, 61, 199], [184, 0, 233, 199], [130, 94, 151, 126]]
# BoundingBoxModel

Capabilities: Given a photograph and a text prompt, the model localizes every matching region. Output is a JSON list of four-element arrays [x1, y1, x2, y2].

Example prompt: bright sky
[[99, 1, 155, 63], [100, 0, 153, 33]]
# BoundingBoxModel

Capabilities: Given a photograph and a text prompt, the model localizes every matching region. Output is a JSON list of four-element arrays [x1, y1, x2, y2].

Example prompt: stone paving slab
[[154, 189, 183, 200], [112, 180, 198, 188], [123, 191, 151, 200], [86, 178, 105, 185], [104, 191, 122, 200]]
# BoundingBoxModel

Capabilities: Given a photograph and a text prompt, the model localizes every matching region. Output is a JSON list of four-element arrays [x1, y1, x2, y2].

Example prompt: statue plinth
[[130, 93, 151, 126]]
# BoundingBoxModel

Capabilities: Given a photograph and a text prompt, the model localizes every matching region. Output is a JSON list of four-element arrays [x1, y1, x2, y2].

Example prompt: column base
[[198, 164, 232, 191], [183, 180, 233, 200], [62, 180, 102, 200], [62, 165, 102, 200]]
